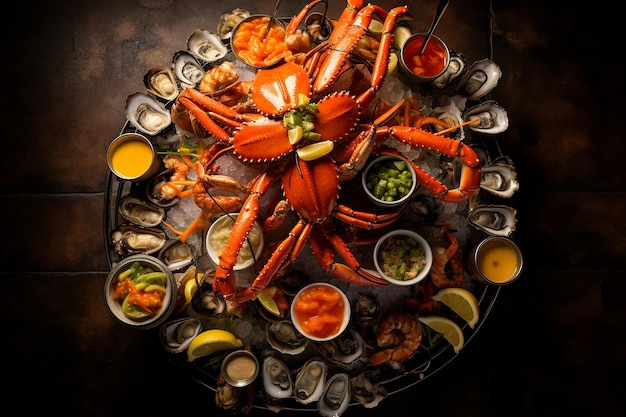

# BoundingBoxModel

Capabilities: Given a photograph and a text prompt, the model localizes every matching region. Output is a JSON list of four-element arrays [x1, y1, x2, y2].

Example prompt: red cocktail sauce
[[292, 284, 345, 339], [402, 35, 448, 77]]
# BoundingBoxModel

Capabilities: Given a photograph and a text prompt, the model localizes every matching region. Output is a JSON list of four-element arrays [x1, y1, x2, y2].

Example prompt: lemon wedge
[[187, 329, 243, 362], [388, 52, 398, 76], [431, 288, 480, 329], [368, 19, 384, 38], [257, 290, 281, 318], [393, 26, 412, 49], [418, 315, 465, 354], [296, 140, 334, 161]]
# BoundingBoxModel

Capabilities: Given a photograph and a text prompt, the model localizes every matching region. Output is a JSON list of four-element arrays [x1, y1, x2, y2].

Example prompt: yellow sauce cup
[[466, 236, 523, 285]]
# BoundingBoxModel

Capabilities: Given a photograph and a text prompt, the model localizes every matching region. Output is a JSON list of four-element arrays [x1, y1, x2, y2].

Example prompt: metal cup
[[399, 32, 450, 84], [466, 236, 523, 285], [107, 133, 161, 182]]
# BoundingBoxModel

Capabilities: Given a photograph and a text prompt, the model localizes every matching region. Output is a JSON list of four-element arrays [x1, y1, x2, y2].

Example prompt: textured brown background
[[1, 0, 623, 416]]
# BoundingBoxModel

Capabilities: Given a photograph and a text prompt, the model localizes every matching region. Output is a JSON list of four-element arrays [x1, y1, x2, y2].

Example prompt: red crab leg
[[284, 0, 328, 35], [333, 205, 400, 229], [385, 127, 482, 202], [356, 5, 411, 107], [309, 226, 389, 286], [213, 171, 276, 299], [312, 4, 377, 95], [230, 220, 312, 303]]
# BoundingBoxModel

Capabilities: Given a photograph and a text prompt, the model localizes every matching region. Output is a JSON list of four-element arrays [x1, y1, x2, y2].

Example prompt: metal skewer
[[417, 0, 450, 56], [263, 0, 283, 40]]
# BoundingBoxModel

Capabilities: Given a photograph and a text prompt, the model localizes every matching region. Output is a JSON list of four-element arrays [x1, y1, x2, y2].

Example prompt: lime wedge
[[257, 290, 281, 317], [288, 125, 304, 145]]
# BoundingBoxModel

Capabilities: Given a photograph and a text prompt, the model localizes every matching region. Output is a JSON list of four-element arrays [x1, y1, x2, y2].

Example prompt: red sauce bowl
[[290, 283, 350, 341], [400, 33, 450, 83]]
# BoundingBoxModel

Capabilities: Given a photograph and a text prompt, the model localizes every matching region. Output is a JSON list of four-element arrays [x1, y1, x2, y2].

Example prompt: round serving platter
[[104, 5, 515, 413]]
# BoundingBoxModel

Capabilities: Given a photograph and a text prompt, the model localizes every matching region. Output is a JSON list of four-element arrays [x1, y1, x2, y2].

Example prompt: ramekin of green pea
[[361, 154, 417, 207]]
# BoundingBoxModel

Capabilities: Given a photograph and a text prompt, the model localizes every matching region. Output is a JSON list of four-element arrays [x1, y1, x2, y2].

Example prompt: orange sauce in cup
[[292, 284, 346, 339], [477, 239, 519, 283], [110, 138, 153, 178]]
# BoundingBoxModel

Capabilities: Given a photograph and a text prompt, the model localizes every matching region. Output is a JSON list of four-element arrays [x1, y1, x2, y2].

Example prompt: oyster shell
[[432, 51, 467, 89], [456, 58, 502, 101], [111, 224, 166, 256], [266, 321, 309, 355], [277, 270, 309, 296], [305, 12, 333, 43], [430, 101, 465, 140], [118, 196, 165, 228], [468, 204, 517, 237], [318, 373, 351, 417], [480, 159, 519, 198], [187, 29, 228, 63], [352, 293, 381, 327], [317, 329, 365, 366], [143, 65, 178, 101], [159, 317, 201, 353], [262, 356, 293, 411], [125, 92, 172, 136], [294, 359, 327, 404], [172, 51, 204, 87], [190, 285, 226, 318], [217, 8, 250, 41], [158, 239, 194, 271], [464, 100, 509, 134], [215, 373, 253, 414], [350, 372, 387, 409]]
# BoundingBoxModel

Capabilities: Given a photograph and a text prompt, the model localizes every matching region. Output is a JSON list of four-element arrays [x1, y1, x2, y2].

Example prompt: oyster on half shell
[[172, 51, 204, 87], [266, 321, 309, 355], [350, 372, 387, 409], [187, 29, 228, 63], [432, 51, 467, 89], [111, 224, 166, 256], [118, 196, 165, 228], [262, 356, 293, 411], [468, 204, 517, 237], [456, 58, 502, 101], [143, 65, 178, 101], [159, 317, 201, 353], [464, 100, 509, 134], [480, 158, 519, 198], [294, 358, 327, 404], [125, 92, 171, 136], [318, 373, 351, 417]]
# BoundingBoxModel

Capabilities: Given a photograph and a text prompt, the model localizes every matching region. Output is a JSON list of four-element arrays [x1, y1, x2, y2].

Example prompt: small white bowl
[[206, 213, 264, 271], [362, 154, 417, 208], [373, 230, 433, 286], [290, 283, 351, 342], [104, 254, 176, 330]]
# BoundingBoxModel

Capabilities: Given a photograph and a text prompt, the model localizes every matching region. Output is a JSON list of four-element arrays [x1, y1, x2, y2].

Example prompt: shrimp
[[429, 227, 464, 289], [156, 156, 191, 201], [368, 312, 422, 366], [200, 61, 239, 93]]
